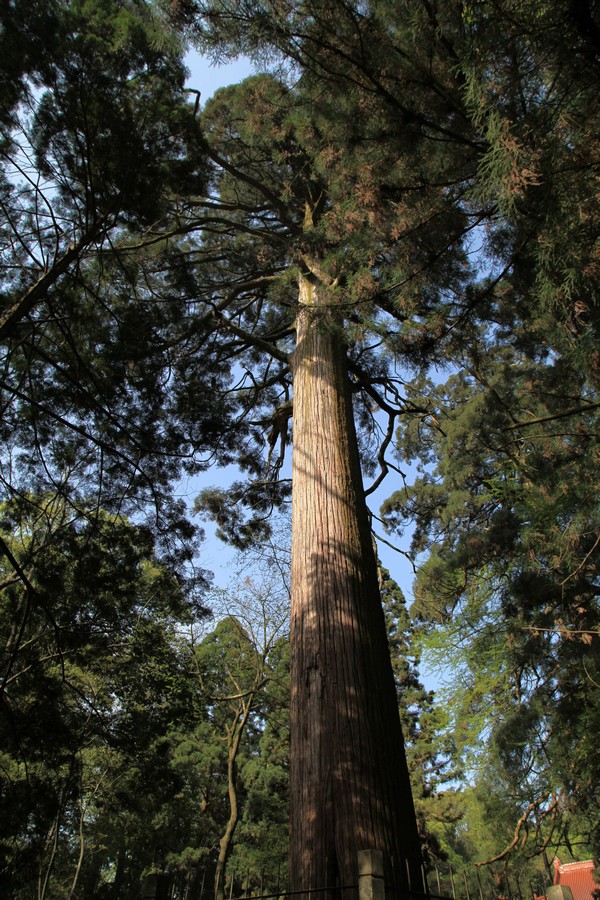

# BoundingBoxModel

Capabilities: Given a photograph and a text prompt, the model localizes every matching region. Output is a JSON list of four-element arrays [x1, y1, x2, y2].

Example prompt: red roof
[[554, 858, 599, 900]]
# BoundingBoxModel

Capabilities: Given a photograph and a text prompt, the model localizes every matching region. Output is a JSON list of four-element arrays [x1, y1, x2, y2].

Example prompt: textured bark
[[289, 271, 422, 897]]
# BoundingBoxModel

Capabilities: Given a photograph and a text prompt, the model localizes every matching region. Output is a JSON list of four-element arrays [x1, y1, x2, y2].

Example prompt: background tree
[[229, 634, 290, 896], [382, 334, 600, 864], [0, 496, 207, 898], [0, 13, 243, 893], [186, 574, 288, 900], [0, 0, 230, 564], [378, 565, 462, 864]]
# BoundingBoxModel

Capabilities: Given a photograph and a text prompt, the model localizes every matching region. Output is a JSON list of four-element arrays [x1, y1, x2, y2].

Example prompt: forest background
[[0, 1, 599, 899]]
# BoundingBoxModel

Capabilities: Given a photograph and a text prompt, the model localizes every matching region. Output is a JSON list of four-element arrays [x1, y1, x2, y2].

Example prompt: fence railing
[[142, 849, 552, 900]]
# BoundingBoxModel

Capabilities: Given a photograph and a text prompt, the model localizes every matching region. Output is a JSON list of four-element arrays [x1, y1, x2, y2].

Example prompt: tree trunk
[[214, 694, 254, 900], [289, 271, 423, 897]]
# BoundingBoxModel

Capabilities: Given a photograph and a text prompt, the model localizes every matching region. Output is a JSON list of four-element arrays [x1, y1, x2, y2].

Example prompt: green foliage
[[379, 566, 461, 861], [177, 10, 479, 538], [1, 0, 225, 559], [0, 496, 206, 898], [459, 0, 600, 353], [382, 322, 600, 863], [168, 610, 289, 897], [228, 637, 290, 893], [9, 0, 203, 224]]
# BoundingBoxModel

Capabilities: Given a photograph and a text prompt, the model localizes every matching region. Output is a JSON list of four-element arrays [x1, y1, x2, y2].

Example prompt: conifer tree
[[166, 2, 482, 890], [0, 0, 224, 553], [0, 7, 225, 893], [175, 0, 600, 881], [379, 0, 600, 867], [382, 335, 600, 862]]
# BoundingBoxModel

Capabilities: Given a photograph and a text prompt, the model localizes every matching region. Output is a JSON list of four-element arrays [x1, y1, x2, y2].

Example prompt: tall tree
[[178, 0, 600, 883], [167, 2, 482, 890], [0, 6, 229, 894]]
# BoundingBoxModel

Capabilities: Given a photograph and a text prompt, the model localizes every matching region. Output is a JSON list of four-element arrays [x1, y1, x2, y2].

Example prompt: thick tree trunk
[[289, 271, 423, 897]]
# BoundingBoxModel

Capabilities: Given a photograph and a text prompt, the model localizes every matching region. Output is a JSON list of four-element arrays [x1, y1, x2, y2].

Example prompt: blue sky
[[185, 49, 255, 99]]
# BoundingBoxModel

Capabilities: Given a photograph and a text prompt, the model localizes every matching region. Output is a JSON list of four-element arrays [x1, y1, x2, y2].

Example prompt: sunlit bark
[[289, 270, 422, 897]]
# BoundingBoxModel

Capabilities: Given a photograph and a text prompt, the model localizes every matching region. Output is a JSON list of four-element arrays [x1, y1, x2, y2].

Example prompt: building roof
[[554, 858, 599, 900]]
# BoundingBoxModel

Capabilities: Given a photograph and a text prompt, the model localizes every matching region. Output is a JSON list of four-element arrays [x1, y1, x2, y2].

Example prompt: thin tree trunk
[[288, 270, 422, 897], [67, 793, 87, 899], [38, 798, 63, 900], [68, 767, 106, 900], [214, 696, 254, 900], [110, 849, 127, 899], [213, 742, 240, 900]]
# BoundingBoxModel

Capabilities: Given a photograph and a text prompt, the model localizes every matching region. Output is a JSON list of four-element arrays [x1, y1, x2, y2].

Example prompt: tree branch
[[476, 795, 556, 867], [211, 307, 290, 364], [0, 229, 100, 340], [505, 401, 600, 430]]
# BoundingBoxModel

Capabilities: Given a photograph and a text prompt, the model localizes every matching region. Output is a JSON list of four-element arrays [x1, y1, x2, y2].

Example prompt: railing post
[[358, 850, 385, 900]]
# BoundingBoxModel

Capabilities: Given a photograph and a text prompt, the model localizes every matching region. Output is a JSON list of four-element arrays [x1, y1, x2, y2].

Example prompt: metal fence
[[142, 851, 552, 900]]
